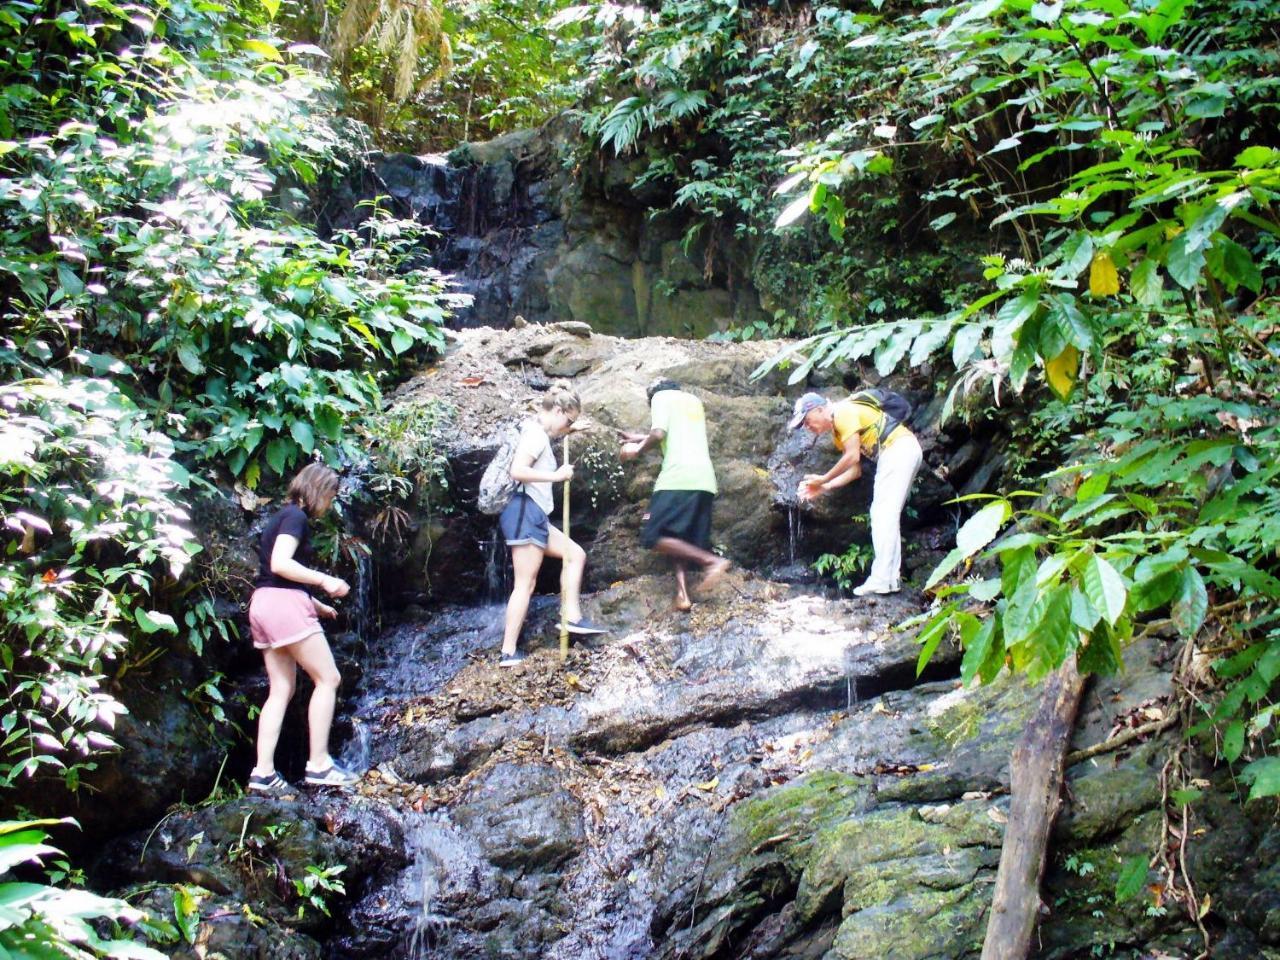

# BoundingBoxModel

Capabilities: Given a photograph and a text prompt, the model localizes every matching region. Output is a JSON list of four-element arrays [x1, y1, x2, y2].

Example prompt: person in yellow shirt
[[789, 390, 923, 595], [621, 378, 730, 611]]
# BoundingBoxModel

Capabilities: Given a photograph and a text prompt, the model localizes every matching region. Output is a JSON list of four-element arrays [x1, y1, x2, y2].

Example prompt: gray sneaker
[[304, 762, 360, 787]]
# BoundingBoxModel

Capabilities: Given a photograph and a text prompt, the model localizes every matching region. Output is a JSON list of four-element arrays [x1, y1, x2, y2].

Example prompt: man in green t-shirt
[[620, 378, 730, 610]]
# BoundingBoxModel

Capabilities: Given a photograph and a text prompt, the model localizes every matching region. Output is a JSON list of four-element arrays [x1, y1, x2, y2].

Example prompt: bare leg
[[544, 524, 586, 623], [654, 537, 730, 591], [673, 563, 692, 611], [503, 544, 544, 655], [253, 647, 298, 776], [288, 633, 343, 769]]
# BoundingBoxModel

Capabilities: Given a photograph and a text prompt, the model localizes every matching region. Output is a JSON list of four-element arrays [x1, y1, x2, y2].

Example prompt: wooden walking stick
[[559, 434, 570, 662]]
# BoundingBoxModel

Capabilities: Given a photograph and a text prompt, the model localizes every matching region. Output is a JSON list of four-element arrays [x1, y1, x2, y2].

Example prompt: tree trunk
[[981, 657, 1087, 960]]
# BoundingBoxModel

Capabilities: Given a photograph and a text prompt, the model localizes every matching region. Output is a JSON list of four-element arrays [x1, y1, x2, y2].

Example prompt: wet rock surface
[[383, 324, 966, 601], [97, 563, 1280, 959]]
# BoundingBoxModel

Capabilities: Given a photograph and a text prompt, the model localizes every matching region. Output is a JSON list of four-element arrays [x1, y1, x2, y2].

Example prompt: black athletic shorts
[[641, 490, 715, 550]]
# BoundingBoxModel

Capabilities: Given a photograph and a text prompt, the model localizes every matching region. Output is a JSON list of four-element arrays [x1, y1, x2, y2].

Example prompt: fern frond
[[599, 96, 649, 155], [394, 16, 417, 101], [333, 0, 378, 55]]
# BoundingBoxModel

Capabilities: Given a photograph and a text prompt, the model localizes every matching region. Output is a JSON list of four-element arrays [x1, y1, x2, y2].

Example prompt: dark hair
[[287, 463, 340, 517], [646, 378, 680, 402]]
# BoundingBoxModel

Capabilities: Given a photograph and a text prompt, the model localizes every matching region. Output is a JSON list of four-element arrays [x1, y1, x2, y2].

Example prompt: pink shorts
[[248, 588, 324, 651]]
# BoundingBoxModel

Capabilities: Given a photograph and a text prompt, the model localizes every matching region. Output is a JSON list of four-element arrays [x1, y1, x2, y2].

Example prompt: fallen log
[[981, 657, 1086, 960]]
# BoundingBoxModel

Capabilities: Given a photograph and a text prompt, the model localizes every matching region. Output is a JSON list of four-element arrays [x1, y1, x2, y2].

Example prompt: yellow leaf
[[242, 39, 283, 61], [654, 784, 667, 800], [1089, 251, 1120, 297], [1045, 345, 1080, 400], [693, 777, 720, 792]]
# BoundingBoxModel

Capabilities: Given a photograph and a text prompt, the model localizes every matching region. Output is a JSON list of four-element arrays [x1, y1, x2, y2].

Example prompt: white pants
[[866, 433, 923, 589]]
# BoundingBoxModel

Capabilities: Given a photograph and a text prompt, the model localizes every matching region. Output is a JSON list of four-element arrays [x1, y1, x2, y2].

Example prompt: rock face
[[325, 120, 770, 338], [94, 564, 1280, 959], [379, 324, 962, 604]]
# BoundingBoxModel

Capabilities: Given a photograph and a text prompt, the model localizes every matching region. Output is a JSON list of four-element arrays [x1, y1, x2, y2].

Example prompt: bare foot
[[674, 596, 693, 613], [698, 558, 731, 593]]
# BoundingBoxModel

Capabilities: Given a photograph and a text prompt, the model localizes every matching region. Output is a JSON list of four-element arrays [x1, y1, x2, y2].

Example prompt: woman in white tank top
[[496, 387, 609, 665]]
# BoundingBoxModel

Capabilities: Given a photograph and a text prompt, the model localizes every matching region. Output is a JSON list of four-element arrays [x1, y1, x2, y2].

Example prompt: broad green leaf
[[315, 407, 342, 441], [925, 546, 968, 590], [1129, 258, 1163, 305], [1083, 555, 1127, 626], [1171, 566, 1208, 638], [951, 323, 985, 367], [1114, 855, 1149, 903], [1222, 719, 1245, 762], [1057, 231, 1095, 278], [957, 502, 1010, 556], [915, 614, 951, 676], [960, 617, 997, 685], [1242, 757, 1280, 800], [135, 609, 178, 634], [1166, 232, 1205, 288], [176, 343, 204, 375], [290, 419, 315, 453], [391, 329, 414, 355], [265, 437, 290, 475]]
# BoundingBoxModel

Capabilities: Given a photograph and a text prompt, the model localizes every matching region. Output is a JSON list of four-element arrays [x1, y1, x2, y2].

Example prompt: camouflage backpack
[[477, 424, 524, 515]]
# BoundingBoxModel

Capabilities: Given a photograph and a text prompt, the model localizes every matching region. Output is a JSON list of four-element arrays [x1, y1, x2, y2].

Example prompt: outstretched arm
[[620, 427, 666, 461], [798, 444, 862, 501]]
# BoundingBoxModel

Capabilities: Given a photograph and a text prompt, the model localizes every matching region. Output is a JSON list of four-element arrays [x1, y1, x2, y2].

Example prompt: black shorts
[[641, 490, 715, 550]]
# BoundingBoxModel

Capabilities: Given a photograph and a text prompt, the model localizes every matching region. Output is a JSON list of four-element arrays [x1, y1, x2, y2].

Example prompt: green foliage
[[0, 819, 166, 958], [292, 863, 346, 918], [558, 0, 992, 327], [699, 0, 1280, 798], [314, 0, 581, 150], [0, 376, 218, 790], [813, 536, 874, 592]]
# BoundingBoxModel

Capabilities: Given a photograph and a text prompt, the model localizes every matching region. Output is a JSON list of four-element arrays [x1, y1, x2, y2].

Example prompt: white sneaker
[[852, 581, 898, 597]]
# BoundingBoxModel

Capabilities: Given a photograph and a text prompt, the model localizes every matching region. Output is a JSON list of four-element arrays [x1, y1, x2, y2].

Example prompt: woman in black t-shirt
[[246, 463, 359, 794]]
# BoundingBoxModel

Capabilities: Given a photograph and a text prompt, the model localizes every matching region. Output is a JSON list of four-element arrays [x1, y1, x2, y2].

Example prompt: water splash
[[406, 818, 464, 960], [847, 675, 858, 711], [339, 716, 371, 775]]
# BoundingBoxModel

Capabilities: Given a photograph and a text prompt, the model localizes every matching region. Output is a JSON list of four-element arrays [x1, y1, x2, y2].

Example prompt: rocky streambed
[[91, 325, 1280, 958], [99, 567, 1280, 959]]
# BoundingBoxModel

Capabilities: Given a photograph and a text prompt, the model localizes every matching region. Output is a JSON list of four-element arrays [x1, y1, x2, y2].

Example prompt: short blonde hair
[[540, 386, 581, 417], [287, 463, 340, 517]]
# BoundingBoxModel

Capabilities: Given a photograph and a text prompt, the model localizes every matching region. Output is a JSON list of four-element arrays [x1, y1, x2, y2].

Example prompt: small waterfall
[[351, 550, 376, 643], [847, 675, 858, 711], [339, 716, 371, 774], [787, 504, 804, 566], [480, 527, 508, 604], [406, 819, 462, 959]]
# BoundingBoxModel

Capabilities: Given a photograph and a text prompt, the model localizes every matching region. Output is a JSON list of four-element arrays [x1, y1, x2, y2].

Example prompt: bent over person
[[790, 390, 923, 596], [621, 378, 729, 611]]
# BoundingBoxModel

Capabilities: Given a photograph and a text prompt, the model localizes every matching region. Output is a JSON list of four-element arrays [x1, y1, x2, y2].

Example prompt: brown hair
[[540, 386, 581, 417], [287, 463, 340, 517]]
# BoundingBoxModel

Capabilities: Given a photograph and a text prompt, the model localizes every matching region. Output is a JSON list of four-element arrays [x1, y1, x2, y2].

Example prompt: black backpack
[[850, 388, 912, 456]]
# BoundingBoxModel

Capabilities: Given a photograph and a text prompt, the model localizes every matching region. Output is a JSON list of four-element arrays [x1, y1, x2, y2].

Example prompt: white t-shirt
[[515, 420, 556, 514]]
